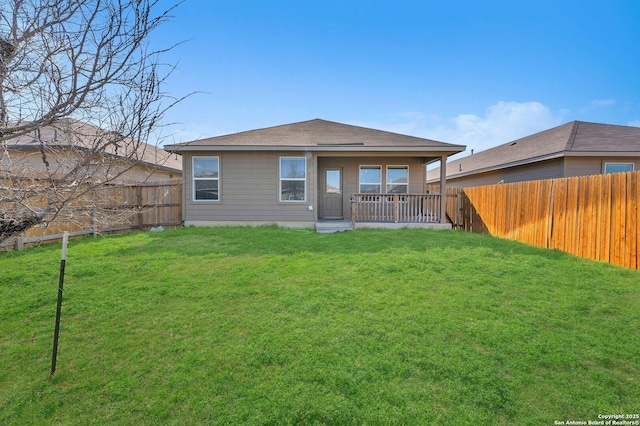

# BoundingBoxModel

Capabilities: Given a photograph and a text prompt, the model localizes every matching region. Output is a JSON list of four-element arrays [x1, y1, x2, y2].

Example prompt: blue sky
[[152, 0, 640, 155]]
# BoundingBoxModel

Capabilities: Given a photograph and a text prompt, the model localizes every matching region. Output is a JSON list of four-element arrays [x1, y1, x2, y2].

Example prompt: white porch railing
[[350, 193, 442, 225]]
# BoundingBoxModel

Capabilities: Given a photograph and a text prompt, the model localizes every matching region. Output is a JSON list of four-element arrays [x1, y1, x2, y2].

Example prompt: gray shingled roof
[[164, 119, 466, 153], [4, 119, 182, 172], [434, 121, 640, 179]]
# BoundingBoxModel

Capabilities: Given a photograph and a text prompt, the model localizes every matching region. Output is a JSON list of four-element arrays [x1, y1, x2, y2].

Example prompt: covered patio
[[316, 151, 453, 231]]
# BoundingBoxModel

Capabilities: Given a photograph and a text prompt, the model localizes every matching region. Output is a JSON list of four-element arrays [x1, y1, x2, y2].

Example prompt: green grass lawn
[[1, 226, 639, 425]]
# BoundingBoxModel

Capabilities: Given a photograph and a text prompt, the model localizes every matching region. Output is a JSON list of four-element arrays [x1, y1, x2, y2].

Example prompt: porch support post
[[439, 155, 447, 223]]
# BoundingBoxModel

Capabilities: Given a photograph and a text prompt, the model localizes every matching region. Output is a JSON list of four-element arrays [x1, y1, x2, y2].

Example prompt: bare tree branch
[[0, 0, 187, 243]]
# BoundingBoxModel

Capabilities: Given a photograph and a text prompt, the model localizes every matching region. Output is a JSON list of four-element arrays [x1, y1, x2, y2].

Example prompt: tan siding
[[184, 153, 428, 223], [0, 150, 181, 183], [184, 151, 315, 223], [563, 157, 603, 177], [4, 149, 177, 181], [503, 159, 564, 182], [447, 158, 564, 188], [564, 156, 640, 177]]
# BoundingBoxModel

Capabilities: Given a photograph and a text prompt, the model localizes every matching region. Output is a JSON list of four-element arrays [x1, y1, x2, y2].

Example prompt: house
[[164, 119, 465, 230], [427, 121, 640, 187], [1, 118, 182, 182]]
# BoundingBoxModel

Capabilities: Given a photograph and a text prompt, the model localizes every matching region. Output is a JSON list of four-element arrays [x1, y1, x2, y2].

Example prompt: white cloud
[[585, 99, 616, 109], [628, 120, 640, 128], [449, 101, 560, 152], [357, 101, 564, 156]]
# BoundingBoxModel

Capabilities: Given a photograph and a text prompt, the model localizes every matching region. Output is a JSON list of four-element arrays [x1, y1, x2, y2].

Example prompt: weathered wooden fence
[[444, 171, 639, 270], [1, 179, 182, 249]]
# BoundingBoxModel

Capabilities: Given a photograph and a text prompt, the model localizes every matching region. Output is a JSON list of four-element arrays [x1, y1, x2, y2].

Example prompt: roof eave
[[164, 144, 466, 153]]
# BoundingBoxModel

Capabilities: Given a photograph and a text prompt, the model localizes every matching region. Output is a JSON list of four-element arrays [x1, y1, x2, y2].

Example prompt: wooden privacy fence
[[446, 171, 639, 270], [1, 179, 182, 249], [425, 185, 463, 227]]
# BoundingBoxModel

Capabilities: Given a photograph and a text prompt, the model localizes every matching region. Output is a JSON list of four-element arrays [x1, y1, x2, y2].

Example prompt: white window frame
[[604, 162, 634, 174], [192, 156, 220, 201], [279, 157, 307, 202], [359, 165, 382, 193], [386, 165, 409, 194]]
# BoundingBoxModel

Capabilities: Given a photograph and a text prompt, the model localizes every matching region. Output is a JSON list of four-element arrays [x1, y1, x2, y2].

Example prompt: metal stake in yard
[[51, 232, 69, 376]]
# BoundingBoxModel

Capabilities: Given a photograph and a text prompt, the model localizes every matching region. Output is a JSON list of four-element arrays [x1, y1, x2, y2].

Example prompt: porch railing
[[350, 193, 442, 225]]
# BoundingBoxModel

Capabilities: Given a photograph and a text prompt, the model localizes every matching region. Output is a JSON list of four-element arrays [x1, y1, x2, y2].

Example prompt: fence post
[[91, 189, 98, 236], [136, 186, 143, 230], [51, 232, 69, 376], [393, 195, 399, 222], [350, 196, 356, 229]]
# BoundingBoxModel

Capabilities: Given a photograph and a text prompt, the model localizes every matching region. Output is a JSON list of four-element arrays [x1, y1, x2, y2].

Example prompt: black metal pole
[[51, 232, 69, 376]]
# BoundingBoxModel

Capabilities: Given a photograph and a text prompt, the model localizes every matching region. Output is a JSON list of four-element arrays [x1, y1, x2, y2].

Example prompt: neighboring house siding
[[183, 151, 316, 223], [126, 165, 178, 181], [446, 156, 640, 187], [447, 158, 564, 188], [564, 156, 640, 177], [2, 151, 53, 172], [3, 149, 178, 181]]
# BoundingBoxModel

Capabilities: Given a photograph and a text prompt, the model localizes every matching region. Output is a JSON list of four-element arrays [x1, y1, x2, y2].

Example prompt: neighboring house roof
[[4, 119, 182, 172], [429, 121, 640, 181], [164, 118, 466, 155]]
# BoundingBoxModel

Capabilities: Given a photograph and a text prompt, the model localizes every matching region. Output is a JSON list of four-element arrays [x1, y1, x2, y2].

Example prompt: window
[[193, 156, 219, 201], [386, 166, 408, 193], [325, 169, 341, 194], [359, 166, 381, 193], [280, 157, 306, 201], [604, 162, 634, 174]]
